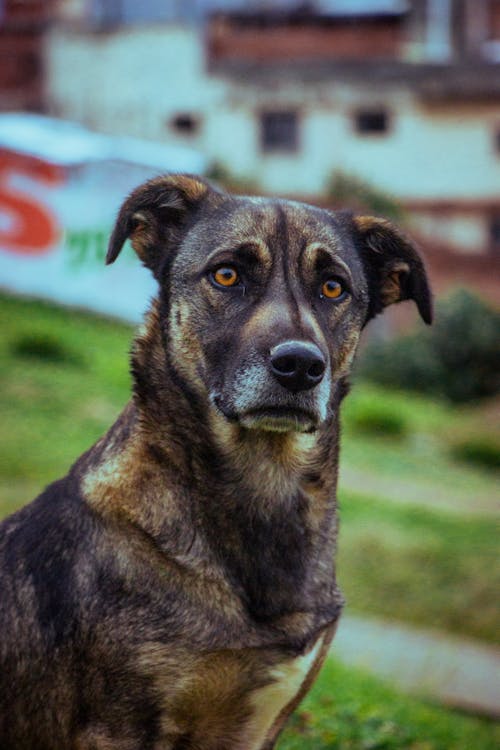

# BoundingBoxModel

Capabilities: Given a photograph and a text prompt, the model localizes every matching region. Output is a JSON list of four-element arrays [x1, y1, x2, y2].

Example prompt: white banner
[[0, 115, 206, 322]]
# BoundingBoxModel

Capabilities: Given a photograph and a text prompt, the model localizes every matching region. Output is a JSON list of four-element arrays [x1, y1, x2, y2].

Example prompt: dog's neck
[[79, 300, 344, 625]]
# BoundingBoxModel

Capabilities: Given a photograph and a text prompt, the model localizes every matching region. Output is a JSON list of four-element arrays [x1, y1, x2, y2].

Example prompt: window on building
[[354, 108, 390, 135], [170, 113, 200, 136], [489, 215, 500, 253], [260, 111, 299, 153]]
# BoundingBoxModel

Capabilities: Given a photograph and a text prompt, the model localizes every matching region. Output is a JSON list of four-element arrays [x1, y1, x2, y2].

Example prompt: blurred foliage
[[451, 437, 500, 472], [326, 170, 404, 221], [205, 161, 258, 193], [343, 396, 407, 438], [278, 658, 499, 750], [358, 290, 500, 403], [10, 332, 84, 367]]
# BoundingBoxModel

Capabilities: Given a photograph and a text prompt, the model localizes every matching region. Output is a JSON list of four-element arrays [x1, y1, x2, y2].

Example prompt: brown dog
[[0, 174, 432, 749]]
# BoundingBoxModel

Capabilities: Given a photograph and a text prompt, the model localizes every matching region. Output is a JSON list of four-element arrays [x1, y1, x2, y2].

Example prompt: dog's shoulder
[[0, 475, 97, 634]]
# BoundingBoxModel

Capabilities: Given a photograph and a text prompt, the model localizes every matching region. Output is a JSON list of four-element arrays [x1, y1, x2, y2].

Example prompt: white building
[[45, 0, 500, 255]]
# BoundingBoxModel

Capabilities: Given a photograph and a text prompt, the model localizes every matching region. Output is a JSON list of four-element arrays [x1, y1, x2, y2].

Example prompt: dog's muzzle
[[211, 340, 330, 434]]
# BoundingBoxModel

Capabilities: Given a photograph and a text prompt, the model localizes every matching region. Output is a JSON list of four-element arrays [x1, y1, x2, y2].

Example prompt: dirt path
[[332, 613, 500, 717], [339, 465, 500, 517]]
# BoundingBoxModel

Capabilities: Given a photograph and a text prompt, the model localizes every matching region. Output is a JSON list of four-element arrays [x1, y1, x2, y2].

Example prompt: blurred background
[[0, 1, 499, 748]]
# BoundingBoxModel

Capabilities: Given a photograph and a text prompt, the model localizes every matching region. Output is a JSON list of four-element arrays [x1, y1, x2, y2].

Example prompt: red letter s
[[0, 150, 64, 255]]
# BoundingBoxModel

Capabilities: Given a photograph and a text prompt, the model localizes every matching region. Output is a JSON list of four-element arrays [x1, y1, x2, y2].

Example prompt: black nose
[[269, 341, 326, 393]]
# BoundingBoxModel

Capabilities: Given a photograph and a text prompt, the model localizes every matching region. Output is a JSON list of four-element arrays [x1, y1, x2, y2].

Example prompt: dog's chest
[[242, 632, 327, 749], [159, 629, 330, 750]]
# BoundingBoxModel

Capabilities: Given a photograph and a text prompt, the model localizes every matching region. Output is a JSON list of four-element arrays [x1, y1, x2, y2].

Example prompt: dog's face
[[107, 175, 432, 433], [168, 198, 370, 433]]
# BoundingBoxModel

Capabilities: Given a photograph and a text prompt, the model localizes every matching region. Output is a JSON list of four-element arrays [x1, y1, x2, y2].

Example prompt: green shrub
[[205, 162, 257, 193], [358, 290, 500, 403], [10, 333, 83, 367], [326, 170, 404, 221], [346, 402, 407, 437], [452, 438, 500, 472]]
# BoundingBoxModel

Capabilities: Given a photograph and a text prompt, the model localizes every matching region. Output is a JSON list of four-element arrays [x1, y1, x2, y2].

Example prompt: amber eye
[[212, 266, 239, 288], [321, 278, 345, 300]]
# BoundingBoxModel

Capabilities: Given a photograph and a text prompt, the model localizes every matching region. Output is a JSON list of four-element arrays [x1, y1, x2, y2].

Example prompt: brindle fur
[[0, 174, 432, 749]]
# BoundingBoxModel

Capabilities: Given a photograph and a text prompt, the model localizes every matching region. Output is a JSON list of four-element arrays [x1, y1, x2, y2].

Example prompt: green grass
[[340, 383, 499, 516], [0, 293, 132, 514], [277, 658, 499, 749], [337, 491, 500, 644]]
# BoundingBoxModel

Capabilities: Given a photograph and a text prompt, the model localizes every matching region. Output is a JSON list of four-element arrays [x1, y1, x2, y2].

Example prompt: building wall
[[207, 81, 500, 202], [46, 24, 224, 140], [0, 0, 54, 111], [407, 208, 493, 254], [46, 25, 500, 200], [45, 23, 500, 253], [334, 97, 500, 200], [208, 16, 407, 63]]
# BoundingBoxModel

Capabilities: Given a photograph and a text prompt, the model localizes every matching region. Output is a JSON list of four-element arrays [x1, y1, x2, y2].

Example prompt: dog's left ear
[[353, 216, 433, 325], [106, 173, 214, 275]]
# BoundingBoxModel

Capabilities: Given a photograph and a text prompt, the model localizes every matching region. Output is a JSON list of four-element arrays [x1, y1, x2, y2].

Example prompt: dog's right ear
[[353, 215, 433, 325], [106, 173, 214, 274]]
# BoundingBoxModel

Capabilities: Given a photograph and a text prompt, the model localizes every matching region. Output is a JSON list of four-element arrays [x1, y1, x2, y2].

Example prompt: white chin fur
[[239, 413, 316, 433]]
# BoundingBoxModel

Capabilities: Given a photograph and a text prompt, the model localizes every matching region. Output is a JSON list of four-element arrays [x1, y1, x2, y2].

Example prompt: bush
[[345, 402, 407, 437], [358, 290, 500, 403], [205, 162, 257, 193], [10, 333, 83, 367], [326, 170, 404, 221], [452, 438, 500, 472]]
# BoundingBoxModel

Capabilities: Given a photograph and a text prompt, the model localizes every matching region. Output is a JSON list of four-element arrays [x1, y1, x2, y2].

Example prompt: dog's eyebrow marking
[[235, 240, 272, 268], [205, 240, 272, 271], [302, 243, 353, 283]]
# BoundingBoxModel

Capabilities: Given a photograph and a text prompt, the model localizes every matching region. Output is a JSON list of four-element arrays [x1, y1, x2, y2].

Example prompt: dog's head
[[108, 174, 432, 434]]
